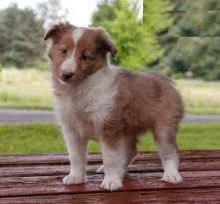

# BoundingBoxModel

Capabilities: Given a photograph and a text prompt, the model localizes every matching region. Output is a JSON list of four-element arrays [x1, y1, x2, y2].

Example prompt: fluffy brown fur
[[103, 69, 183, 143]]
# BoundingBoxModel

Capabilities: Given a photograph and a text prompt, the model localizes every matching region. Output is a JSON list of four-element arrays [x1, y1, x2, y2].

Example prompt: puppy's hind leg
[[97, 139, 137, 174], [153, 122, 182, 184], [125, 140, 137, 171], [100, 137, 136, 191]]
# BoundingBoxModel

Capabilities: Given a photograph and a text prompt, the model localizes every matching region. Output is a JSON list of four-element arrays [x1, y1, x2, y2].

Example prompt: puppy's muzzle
[[62, 72, 75, 81]]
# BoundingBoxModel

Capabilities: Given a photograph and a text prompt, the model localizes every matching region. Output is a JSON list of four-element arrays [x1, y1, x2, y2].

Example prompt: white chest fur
[[54, 66, 118, 139]]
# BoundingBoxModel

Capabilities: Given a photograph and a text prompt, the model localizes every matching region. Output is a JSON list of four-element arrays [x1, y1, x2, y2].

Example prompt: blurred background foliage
[[0, 0, 220, 80], [156, 0, 220, 80], [0, 4, 45, 68], [92, 0, 173, 69]]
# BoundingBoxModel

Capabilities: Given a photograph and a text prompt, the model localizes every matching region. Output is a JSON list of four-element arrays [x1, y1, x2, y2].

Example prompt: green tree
[[92, 0, 173, 70], [157, 0, 220, 80], [0, 4, 45, 68]]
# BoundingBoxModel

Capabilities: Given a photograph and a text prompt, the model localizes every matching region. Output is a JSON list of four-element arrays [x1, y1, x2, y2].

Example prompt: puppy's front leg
[[100, 140, 128, 191], [62, 126, 88, 185]]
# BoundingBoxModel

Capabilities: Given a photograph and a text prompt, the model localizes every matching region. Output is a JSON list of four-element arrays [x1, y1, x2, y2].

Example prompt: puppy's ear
[[96, 28, 117, 58], [43, 26, 57, 41], [44, 22, 74, 42]]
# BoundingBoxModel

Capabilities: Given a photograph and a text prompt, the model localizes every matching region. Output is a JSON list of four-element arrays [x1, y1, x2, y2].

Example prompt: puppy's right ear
[[44, 27, 57, 41], [44, 22, 74, 41]]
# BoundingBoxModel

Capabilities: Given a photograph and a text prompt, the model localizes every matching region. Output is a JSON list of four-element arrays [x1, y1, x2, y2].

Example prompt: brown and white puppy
[[44, 22, 184, 191]]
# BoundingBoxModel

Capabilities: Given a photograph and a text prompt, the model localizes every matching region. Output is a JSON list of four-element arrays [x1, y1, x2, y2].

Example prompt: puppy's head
[[44, 22, 117, 85]]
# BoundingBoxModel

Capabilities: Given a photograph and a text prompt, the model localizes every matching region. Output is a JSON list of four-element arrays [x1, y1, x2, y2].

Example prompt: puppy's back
[[110, 69, 184, 135]]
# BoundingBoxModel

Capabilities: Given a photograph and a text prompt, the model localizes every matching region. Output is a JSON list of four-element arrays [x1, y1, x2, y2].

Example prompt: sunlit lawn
[[0, 68, 52, 109], [0, 68, 220, 114], [177, 79, 220, 114], [0, 123, 219, 154]]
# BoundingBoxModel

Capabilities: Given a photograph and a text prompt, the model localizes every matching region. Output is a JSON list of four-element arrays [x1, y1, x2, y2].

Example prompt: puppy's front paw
[[161, 170, 183, 184], [63, 174, 86, 185], [101, 176, 122, 191]]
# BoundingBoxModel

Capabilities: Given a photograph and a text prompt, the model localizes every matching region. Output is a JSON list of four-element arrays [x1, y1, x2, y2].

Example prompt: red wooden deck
[[0, 151, 220, 203]]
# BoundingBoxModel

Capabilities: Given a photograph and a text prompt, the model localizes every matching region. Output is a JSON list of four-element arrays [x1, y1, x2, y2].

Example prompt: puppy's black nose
[[62, 72, 74, 80]]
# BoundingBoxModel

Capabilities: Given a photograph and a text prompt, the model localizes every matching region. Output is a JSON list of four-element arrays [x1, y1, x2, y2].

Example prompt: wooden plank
[[0, 150, 220, 166], [0, 188, 220, 204], [0, 158, 220, 177], [0, 171, 220, 198], [0, 152, 219, 203]]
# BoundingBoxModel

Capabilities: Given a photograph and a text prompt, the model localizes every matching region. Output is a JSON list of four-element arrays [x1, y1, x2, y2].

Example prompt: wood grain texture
[[0, 151, 220, 203], [1, 150, 220, 166], [0, 158, 220, 177], [1, 171, 220, 197], [1, 188, 220, 204]]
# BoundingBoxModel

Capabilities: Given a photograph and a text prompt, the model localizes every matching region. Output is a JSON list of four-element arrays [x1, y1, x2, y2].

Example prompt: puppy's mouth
[[59, 72, 75, 84], [62, 72, 75, 80], [59, 72, 84, 86]]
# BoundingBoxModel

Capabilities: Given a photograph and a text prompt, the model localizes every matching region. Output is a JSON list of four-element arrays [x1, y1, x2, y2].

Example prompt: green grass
[[0, 68, 220, 114], [0, 68, 53, 109], [0, 123, 219, 155], [177, 80, 220, 114]]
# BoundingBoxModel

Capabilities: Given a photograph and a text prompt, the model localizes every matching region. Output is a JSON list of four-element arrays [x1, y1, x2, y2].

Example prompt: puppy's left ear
[[43, 22, 74, 42], [96, 28, 117, 58]]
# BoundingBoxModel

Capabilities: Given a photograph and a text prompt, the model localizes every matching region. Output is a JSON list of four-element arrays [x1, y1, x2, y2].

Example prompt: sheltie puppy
[[44, 22, 184, 191]]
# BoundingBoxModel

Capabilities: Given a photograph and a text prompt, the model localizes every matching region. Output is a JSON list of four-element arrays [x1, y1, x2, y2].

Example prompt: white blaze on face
[[61, 53, 76, 73], [60, 27, 85, 74], [72, 27, 85, 45]]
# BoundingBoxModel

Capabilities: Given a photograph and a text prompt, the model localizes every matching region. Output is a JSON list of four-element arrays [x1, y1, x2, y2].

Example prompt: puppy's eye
[[61, 48, 68, 54], [80, 54, 88, 60]]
